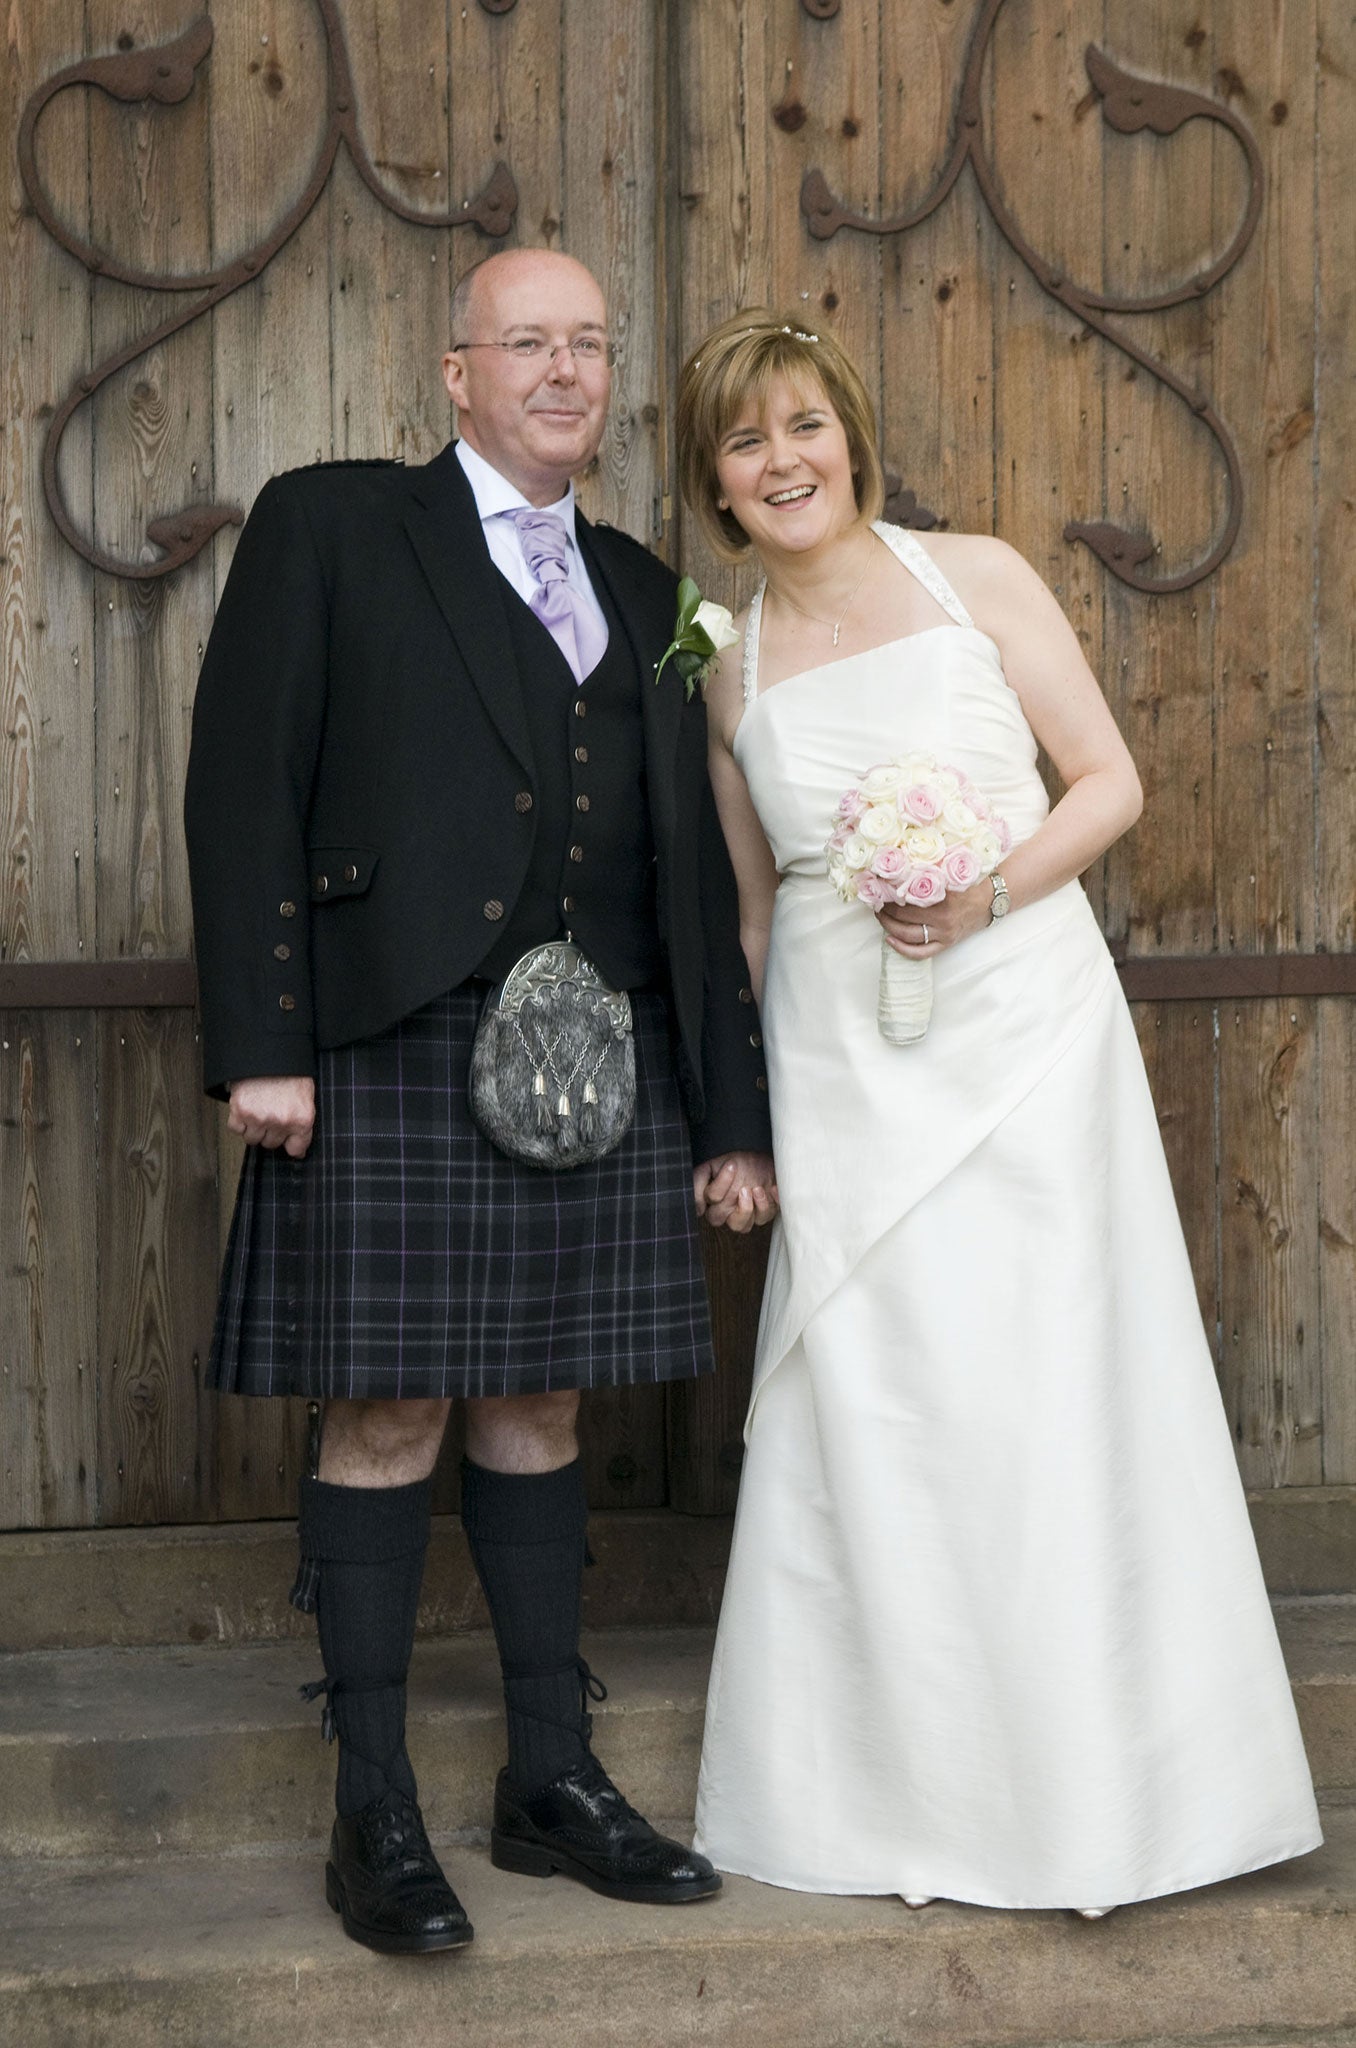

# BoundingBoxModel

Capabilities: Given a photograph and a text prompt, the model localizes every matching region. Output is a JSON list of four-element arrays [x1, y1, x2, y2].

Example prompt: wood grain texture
[[667, 1223, 769, 1515], [1208, 2, 1317, 955], [1318, 997, 1356, 1483], [0, 1015, 97, 1529], [880, 0, 996, 541], [1099, 0, 1218, 955], [1315, 5, 1356, 954], [1131, 998, 1218, 1338], [2, 7, 94, 966], [97, 1009, 219, 1524], [990, 0, 1106, 898], [562, 0, 661, 545], [1218, 998, 1322, 1487]]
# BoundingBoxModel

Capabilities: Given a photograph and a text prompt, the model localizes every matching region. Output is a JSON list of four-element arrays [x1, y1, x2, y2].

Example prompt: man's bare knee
[[319, 1397, 451, 1486], [464, 1388, 580, 1475]]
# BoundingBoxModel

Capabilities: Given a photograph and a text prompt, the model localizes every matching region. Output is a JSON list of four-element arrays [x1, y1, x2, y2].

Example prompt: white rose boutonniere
[[655, 576, 741, 699]]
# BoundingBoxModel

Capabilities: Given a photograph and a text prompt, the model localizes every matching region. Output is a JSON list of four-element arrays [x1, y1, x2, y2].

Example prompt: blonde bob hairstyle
[[675, 310, 885, 563]]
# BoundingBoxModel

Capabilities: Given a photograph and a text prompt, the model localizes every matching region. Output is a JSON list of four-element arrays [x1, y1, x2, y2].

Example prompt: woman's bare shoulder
[[910, 530, 1049, 614]]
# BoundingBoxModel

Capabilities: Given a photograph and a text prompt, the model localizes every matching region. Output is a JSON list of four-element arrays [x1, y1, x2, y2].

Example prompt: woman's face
[[713, 374, 859, 559]]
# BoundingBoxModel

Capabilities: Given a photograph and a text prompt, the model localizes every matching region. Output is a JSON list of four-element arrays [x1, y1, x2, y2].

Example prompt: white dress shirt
[[455, 439, 608, 643]]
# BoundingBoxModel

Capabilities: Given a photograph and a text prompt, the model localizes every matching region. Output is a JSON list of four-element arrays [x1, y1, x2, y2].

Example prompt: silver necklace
[[767, 537, 874, 648]]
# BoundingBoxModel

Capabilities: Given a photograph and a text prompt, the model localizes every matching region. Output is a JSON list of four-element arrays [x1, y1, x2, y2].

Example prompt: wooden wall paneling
[[1319, 999, 1356, 1482], [668, 1225, 771, 1516], [667, 1, 886, 1510], [880, 0, 995, 543], [3, 9, 95, 969], [670, 0, 740, 612], [206, 0, 335, 1520], [1131, 999, 1219, 1341], [1218, 999, 1322, 1487], [451, 0, 562, 266], [97, 1008, 219, 1523], [1208, 5, 1316, 959], [562, 0, 669, 1507], [1099, 0, 1219, 956], [1314, 6, 1356, 955], [0, 1016, 98, 1529], [332, 0, 454, 464], [989, 0, 1106, 913], [563, 0, 662, 544]]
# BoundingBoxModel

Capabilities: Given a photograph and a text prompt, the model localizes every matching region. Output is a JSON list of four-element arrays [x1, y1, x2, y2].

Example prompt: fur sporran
[[469, 940, 636, 1170]]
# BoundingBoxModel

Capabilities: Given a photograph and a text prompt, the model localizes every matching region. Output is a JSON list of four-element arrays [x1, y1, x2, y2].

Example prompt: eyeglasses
[[450, 336, 617, 367]]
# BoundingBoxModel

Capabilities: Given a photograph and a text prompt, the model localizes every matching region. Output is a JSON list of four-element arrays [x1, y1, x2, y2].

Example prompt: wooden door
[[4, 0, 1353, 1530]]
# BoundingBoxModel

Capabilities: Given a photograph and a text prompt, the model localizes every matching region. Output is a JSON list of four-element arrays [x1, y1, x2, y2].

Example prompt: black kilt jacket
[[183, 442, 772, 1165]]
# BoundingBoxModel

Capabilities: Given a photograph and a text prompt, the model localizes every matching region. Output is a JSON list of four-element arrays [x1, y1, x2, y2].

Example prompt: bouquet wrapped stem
[[878, 941, 933, 1045]]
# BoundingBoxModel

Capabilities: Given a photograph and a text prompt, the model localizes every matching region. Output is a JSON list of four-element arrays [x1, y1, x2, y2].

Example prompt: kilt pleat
[[207, 985, 716, 1398]]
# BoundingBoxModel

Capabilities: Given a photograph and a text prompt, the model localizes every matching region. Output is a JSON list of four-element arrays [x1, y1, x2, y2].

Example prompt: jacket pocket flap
[[308, 847, 379, 901]]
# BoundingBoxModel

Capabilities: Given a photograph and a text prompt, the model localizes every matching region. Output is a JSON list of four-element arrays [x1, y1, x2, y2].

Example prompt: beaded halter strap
[[740, 521, 974, 711]]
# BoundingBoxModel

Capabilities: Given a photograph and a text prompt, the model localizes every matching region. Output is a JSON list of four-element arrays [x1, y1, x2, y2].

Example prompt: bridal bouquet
[[825, 753, 1010, 1045]]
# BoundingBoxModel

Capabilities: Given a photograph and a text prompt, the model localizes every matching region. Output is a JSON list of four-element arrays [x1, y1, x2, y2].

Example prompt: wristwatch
[[988, 872, 1010, 922]]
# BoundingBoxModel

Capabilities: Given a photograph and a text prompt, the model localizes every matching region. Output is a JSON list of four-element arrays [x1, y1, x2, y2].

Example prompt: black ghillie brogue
[[325, 1786, 474, 1954], [491, 1753, 723, 1905]]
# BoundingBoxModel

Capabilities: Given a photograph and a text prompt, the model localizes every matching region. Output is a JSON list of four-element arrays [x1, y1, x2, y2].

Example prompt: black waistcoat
[[477, 561, 663, 989]]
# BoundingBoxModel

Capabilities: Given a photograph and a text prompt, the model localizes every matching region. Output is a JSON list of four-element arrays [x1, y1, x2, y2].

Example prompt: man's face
[[442, 253, 611, 505]]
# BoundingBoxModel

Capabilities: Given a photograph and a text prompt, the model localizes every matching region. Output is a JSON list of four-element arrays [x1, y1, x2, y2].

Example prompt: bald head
[[442, 248, 612, 506]]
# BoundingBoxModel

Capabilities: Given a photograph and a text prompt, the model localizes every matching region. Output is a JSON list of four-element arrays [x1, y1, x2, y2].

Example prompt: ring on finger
[[922, 923, 930, 946]]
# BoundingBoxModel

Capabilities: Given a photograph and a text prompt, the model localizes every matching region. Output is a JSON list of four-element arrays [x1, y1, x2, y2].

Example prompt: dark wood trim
[[0, 960, 198, 1008], [1, 954, 1354, 1011], [1115, 954, 1356, 1001]]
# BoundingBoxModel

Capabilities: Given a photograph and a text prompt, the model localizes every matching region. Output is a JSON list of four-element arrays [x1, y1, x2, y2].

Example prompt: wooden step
[[3, 1809, 1355, 2048], [0, 1606, 1352, 1862]]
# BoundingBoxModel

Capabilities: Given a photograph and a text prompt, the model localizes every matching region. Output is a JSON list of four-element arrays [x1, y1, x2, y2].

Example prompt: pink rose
[[828, 826, 849, 851], [967, 790, 991, 822], [855, 874, 890, 910], [996, 816, 1013, 855], [836, 789, 865, 825], [902, 785, 941, 824], [942, 844, 981, 890], [903, 865, 946, 907], [870, 845, 909, 882]]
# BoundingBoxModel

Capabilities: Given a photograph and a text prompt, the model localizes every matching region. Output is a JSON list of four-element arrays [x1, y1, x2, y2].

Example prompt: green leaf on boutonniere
[[655, 577, 740, 699]]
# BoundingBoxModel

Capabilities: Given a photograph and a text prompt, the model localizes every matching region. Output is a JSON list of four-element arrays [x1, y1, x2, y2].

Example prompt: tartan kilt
[[206, 984, 716, 1398]]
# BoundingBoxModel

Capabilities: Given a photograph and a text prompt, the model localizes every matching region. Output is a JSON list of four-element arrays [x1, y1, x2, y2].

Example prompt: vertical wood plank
[[1315, 4, 1356, 958], [97, 1009, 219, 1524], [668, 1225, 771, 1515], [990, 0, 1106, 894], [332, 0, 455, 464], [451, 0, 562, 260], [1131, 999, 1219, 1341], [880, 0, 996, 541], [206, 0, 338, 1521], [562, 0, 661, 542], [1218, 999, 1322, 1486], [1099, 0, 1219, 955], [0, 1016, 98, 1528], [1209, 3, 1317, 957], [2, 6, 94, 966], [1319, 998, 1356, 1482]]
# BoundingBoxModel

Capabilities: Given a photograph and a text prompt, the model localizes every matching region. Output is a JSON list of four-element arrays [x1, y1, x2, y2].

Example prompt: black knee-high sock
[[460, 1457, 594, 1794], [292, 1474, 432, 1818]]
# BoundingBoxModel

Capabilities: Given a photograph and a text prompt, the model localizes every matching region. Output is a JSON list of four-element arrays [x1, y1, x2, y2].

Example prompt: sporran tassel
[[533, 1069, 554, 1135], [578, 1077, 599, 1143]]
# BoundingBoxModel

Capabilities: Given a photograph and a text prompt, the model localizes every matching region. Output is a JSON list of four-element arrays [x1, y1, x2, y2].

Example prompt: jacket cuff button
[[483, 899, 504, 920]]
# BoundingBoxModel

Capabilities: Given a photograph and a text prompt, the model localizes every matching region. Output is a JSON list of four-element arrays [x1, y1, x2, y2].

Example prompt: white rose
[[931, 768, 962, 801], [903, 824, 947, 866], [892, 751, 938, 784], [692, 598, 741, 654], [861, 764, 902, 802], [969, 826, 1002, 869], [840, 831, 873, 871], [858, 803, 901, 845], [941, 793, 979, 836]]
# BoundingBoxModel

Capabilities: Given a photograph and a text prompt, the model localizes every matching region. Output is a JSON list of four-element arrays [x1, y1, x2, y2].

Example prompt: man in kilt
[[184, 248, 776, 1954]]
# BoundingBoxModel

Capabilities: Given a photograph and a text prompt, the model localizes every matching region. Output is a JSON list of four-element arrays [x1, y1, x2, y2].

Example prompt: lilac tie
[[509, 507, 609, 684]]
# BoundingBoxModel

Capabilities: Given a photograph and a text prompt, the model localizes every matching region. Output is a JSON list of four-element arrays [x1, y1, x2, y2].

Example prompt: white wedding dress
[[692, 523, 1321, 1908]]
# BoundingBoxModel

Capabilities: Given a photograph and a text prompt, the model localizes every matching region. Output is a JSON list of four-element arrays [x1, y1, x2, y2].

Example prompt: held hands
[[694, 1152, 779, 1233], [227, 1076, 316, 1158], [877, 881, 995, 960]]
